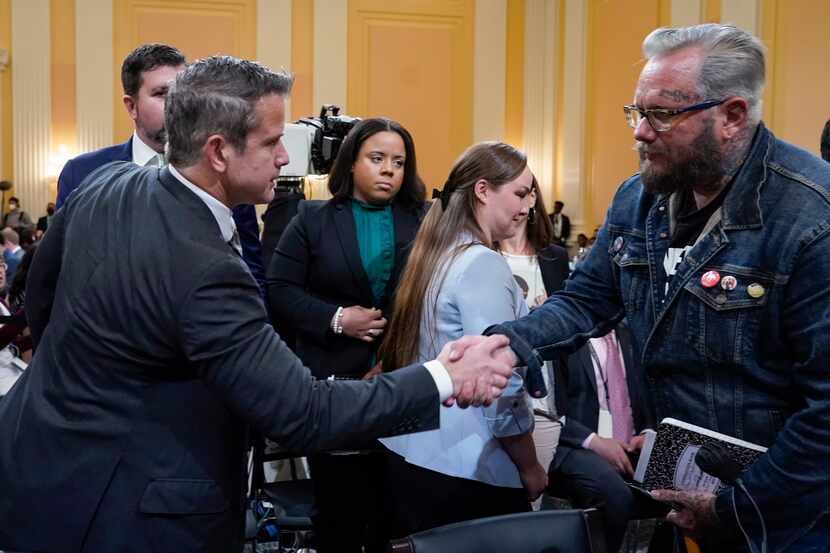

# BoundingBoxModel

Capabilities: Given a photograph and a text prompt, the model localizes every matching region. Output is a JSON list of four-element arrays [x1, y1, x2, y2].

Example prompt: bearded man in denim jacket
[[489, 24, 830, 552]]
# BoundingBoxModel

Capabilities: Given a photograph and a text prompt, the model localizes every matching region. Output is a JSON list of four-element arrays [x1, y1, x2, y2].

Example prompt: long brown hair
[[506, 180, 555, 253], [380, 142, 529, 371]]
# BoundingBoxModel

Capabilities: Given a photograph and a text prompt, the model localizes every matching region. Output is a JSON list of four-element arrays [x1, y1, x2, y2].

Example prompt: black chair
[[388, 508, 606, 553], [247, 436, 315, 552]]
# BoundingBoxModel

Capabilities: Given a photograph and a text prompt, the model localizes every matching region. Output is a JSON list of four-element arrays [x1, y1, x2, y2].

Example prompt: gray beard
[[639, 122, 725, 197]]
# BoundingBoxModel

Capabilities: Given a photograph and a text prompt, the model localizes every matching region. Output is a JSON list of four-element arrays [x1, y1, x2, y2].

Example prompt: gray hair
[[166, 56, 294, 167], [642, 24, 766, 125]]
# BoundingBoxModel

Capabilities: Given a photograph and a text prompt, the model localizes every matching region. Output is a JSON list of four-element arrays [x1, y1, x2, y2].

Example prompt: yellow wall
[[762, 0, 830, 156], [347, 0, 474, 190], [112, 0, 257, 143]]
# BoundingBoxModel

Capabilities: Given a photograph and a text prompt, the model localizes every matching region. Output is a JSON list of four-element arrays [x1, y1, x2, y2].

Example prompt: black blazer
[[267, 198, 424, 378], [537, 243, 570, 295], [556, 323, 655, 451], [0, 164, 439, 553]]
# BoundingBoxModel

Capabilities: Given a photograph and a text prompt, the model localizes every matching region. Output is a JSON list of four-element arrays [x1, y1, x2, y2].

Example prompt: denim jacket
[[490, 125, 830, 551]]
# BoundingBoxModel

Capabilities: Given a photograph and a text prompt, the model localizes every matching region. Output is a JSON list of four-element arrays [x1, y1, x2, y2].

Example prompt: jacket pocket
[[682, 264, 774, 364], [608, 229, 650, 314]]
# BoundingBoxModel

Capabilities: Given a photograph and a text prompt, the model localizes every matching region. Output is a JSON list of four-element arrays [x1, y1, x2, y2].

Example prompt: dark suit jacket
[[538, 243, 570, 295], [556, 323, 655, 454], [0, 164, 440, 553], [548, 212, 571, 243], [56, 137, 266, 289], [266, 198, 424, 378]]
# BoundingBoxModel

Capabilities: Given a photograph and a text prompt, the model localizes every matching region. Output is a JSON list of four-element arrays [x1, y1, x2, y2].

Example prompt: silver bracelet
[[331, 306, 344, 334]]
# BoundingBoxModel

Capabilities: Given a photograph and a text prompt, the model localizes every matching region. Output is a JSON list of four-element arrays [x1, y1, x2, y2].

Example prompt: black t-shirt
[[662, 184, 732, 297]]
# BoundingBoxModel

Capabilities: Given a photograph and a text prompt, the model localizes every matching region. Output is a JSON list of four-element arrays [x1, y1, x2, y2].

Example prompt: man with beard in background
[[56, 43, 267, 288], [487, 23, 830, 552]]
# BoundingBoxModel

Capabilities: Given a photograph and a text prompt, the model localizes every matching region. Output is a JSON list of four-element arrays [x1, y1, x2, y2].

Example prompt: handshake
[[438, 334, 518, 408]]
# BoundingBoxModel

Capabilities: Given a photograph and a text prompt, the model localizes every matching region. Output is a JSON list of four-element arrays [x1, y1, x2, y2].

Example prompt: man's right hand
[[438, 334, 513, 408], [587, 435, 634, 477]]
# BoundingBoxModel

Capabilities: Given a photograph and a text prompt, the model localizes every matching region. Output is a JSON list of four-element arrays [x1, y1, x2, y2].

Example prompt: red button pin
[[700, 270, 721, 288]]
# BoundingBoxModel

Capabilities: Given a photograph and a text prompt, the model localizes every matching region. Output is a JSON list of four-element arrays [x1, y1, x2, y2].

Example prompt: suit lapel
[[115, 137, 133, 162], [577, 345, 598, 396], [333, 200, 374, 305]]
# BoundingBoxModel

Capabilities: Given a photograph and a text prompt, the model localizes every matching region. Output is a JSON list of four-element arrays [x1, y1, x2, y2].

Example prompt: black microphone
[[695, 442, 743, 484], [696, 442, 767, 553]]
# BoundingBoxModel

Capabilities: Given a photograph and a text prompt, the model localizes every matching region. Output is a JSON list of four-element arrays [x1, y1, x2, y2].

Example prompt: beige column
[[75, 0, 113, 154], [721, 0, 759, 34], [313, 0, 348, 111], [556, 0, 587, 236], [522, 0, 559, 208], [473, 0, 507, 142], [11, 0, 51, 212], [671, 0, 703, 26], [258, 0, 293, 119]]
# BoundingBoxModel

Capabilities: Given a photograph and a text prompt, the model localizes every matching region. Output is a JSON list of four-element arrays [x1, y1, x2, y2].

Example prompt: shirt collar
[[131, 131, 160, 166], [168, 165, 236, 244]]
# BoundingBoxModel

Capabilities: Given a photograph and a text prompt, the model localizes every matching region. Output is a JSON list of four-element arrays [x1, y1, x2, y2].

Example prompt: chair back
[[388, 508, 606, 553]]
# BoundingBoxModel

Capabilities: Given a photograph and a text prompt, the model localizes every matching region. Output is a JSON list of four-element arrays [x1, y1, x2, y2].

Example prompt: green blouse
[[351, 198, 396, 304]]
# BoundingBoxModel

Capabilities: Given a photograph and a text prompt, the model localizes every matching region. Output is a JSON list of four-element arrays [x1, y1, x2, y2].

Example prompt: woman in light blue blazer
[[379, 142, 548, 539]]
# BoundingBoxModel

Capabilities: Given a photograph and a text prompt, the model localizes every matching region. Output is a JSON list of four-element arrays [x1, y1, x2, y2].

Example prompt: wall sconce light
[[47, 144, 74, 179]]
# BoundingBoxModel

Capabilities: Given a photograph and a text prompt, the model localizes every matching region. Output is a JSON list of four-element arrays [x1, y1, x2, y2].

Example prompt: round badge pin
[[720, 275, 738, 291], [613, 236, 624, 253], [747, 283, 766, 298], [700, 270, 721, 288]]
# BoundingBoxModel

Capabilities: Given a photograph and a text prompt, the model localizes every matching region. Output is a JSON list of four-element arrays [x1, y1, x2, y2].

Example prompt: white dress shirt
[[167, 164, 454, 401], [131, 132, 163, 167]]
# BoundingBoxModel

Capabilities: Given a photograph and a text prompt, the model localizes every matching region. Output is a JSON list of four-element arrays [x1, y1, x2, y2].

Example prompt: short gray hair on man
[[642, 24, 766, 125], [166, 56, 294, 167]]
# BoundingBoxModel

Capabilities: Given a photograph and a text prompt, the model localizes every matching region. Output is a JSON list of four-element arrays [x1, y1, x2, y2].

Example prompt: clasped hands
[[438, 334, 517, 408]]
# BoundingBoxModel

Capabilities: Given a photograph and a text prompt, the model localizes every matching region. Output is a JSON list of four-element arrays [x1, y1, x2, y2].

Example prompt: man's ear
[[122, 95, 138, 122], [473, 179, 490, 204], [720, 96, 748, 140], [204, 134, 230, 173]]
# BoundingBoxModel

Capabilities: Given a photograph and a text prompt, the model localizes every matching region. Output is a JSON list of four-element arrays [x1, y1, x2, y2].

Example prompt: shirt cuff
[[424, 359, 453, 403], [582, 432, 597, 449]]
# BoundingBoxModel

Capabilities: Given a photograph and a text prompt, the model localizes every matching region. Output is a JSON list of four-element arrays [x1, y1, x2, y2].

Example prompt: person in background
[[548, 200, 571, 247], [550, 322, 653, 553], [0, 245, 34, 398], [56, 43, 266, 291], [266, 117, 427, 553], [379, 141, 547, 539], [2, 228, 24, 281], [2, 197, 33, 233], [35, 202, 55, 240], [497, 181, 569, 509]]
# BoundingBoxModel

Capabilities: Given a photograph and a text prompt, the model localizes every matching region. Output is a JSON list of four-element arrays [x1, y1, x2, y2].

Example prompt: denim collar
[[719, 122, 772, 231]]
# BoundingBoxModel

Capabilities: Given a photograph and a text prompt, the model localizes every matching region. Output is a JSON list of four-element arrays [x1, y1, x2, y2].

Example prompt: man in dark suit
[[56, 43, 266, 288], [548, 200, 571, 247], [549, 323, 654, 553], [35, 201, 55, 239], [0, 56, 515, 553]]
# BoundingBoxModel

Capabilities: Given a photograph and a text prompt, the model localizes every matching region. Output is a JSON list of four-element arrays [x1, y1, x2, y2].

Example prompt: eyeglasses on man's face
[[623, 99, 726, 132]]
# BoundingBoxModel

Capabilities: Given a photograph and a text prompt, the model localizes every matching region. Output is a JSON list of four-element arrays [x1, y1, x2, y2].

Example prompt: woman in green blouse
[[266, 117, 426, 553]]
